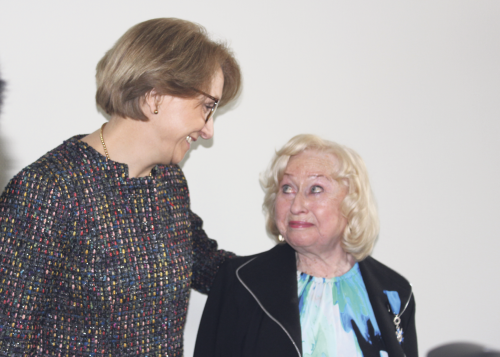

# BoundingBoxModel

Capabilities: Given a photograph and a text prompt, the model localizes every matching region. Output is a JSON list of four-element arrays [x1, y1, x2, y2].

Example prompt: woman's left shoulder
[[358, 256, 412, 291]]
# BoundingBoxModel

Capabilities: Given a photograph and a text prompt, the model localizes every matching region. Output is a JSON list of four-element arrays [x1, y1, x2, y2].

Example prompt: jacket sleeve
[[189, 210, 235, 294], [193, 258, 237, 357], [0, 170, 66, 355]]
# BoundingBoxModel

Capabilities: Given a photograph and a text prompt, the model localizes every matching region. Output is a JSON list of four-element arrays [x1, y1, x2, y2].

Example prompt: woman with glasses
[[0, 18, 241, 356]]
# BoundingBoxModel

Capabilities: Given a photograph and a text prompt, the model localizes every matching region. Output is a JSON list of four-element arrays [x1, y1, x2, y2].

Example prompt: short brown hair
[[96, 18, 241, 120], [260, 134, 380, 261]]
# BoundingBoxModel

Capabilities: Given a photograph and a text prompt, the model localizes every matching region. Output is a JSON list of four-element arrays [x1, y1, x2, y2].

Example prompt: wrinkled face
[[274, 150, 348, 256], [152, 68, 224, 164]]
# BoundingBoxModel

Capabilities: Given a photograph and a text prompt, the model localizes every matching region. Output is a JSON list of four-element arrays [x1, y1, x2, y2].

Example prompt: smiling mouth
[[289, 221, 314, 228]]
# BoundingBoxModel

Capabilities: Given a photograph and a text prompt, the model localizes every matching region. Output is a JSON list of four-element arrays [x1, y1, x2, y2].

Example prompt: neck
[[81, 116, 164, 178], [296, 248, 356, 278]]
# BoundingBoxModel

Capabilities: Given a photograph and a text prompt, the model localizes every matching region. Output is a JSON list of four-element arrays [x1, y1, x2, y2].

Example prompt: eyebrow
[[192, 88, 220, 103], [282, 173, 329, 179], [205, 96, 219, 103]]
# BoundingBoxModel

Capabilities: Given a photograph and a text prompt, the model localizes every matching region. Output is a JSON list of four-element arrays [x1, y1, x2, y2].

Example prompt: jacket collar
[[236, 243, 302, 355]]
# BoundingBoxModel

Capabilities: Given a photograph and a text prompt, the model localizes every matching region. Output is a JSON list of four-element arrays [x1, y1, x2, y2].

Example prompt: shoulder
[[1, 136, 88, 202], [14, 135, 88, 179], [358, 256, 413, 304], [360, 256, 411, 287], [223, 243, 294, 273], [215, 243, 296, 299], [219, 252, 262, 276], [207, 244, 294, 305]]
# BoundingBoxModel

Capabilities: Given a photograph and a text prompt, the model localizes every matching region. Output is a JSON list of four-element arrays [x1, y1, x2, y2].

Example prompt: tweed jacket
[[194, 243, 418, 357], [0, 136, 231, 356]]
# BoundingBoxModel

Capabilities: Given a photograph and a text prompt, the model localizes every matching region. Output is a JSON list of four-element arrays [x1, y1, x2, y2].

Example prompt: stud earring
[[154, 109, 158, 114]]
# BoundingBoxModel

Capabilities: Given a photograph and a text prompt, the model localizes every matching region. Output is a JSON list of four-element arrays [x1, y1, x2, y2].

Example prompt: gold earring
[[154, 109, 158, 114], [278, 234, 284, 242]]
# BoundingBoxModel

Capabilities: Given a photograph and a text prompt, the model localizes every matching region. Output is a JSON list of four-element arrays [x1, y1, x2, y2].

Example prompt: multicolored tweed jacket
[[0, 136, 232, 356]]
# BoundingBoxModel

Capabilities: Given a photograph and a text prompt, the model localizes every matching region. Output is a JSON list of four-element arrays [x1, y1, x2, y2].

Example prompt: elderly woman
[[0, 18, 240, 356], [194, 134, 418, 357]]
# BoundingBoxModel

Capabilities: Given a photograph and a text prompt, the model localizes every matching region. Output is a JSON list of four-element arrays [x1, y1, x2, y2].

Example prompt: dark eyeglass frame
[[193, 88, 220, 123]]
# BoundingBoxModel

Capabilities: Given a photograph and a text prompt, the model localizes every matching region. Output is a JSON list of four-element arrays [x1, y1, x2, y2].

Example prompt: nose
[[290, 192, 308, 215], [199, 118, 214, 140]]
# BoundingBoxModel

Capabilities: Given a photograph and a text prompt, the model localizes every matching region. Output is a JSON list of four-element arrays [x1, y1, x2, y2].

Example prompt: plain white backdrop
[[1, 1, 499, 356]]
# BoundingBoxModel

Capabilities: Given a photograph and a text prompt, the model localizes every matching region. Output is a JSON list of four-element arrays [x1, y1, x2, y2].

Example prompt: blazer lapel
[[237, 243, 302, 354], [359, 257, 411, 357]]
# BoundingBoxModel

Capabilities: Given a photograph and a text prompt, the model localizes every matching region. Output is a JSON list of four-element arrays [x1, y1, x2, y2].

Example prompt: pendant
[[393, 315, 404, 343]]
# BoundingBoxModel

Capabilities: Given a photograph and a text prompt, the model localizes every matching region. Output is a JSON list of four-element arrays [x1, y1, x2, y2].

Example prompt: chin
[[168, 149, 186, 165], [285, 235, 316, 248], [171, 154, 187, 165]]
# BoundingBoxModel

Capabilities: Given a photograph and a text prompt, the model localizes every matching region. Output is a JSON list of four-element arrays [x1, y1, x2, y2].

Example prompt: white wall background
[[1, 1, 499, 356]]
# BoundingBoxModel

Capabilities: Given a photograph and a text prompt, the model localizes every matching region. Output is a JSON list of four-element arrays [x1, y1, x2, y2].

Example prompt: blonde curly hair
[[260, 134, 379, 261]]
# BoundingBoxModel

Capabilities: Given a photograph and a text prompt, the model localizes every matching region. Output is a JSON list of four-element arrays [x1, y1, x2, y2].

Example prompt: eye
[[204, 102, 216, 112], [311, 185, 323, 193], [281, 184, 293, 194]]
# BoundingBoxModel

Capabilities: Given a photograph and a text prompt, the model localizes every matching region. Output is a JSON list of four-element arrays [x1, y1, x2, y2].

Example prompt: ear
[[144, 89, 163, 115]]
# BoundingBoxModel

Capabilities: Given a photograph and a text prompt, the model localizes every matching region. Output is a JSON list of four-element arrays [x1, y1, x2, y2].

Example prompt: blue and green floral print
[[297, 263, 387, 357]]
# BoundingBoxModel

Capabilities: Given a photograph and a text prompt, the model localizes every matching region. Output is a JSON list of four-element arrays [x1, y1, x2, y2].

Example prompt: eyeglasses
[[193, 88, 220, 123]]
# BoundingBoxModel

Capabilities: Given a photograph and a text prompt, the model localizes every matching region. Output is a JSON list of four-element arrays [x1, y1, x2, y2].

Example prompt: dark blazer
[[194, 243, 418, 357]]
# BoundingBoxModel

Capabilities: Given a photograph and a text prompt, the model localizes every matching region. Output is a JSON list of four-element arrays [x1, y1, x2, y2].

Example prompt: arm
[[189, 210, 235, 294], [193, 258, 239, 357], [0, 170, 65, 355]]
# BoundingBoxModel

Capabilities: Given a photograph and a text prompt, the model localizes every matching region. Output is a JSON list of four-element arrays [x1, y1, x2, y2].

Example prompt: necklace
[[100, 123, 111, 160], [100, 123, 153, 177]]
